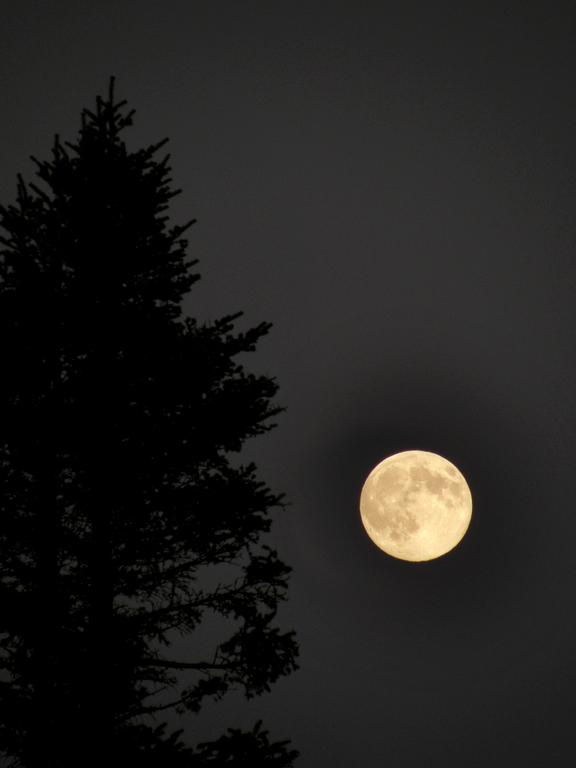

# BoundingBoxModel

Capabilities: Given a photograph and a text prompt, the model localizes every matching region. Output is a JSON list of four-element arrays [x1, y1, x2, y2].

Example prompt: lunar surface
[[359, 450, 472, 561]]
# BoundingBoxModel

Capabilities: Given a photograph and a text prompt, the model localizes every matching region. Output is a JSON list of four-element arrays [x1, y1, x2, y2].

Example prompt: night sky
[[2, 3, 576, 765]]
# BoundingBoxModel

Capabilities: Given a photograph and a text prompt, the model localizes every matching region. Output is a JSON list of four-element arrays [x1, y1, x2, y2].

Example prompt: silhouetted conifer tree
[[0, 79, 298, 767]]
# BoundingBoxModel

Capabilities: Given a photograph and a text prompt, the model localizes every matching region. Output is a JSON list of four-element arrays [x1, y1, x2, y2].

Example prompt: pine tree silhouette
[[0, 79, 298, 767]]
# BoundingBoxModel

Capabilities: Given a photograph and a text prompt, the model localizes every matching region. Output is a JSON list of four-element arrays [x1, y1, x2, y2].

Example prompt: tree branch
[[139, 658, 231, 671]]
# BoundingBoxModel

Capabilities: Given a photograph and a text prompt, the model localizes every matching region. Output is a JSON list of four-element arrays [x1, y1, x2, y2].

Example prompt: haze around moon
[[359, 450, 472, 562]]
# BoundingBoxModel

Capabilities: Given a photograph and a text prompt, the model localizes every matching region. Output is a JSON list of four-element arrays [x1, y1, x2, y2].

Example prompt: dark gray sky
[[2, 2, 576, 765]]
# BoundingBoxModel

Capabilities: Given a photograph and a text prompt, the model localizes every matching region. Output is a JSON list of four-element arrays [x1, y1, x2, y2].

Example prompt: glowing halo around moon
[[359, 450, 472, 562]]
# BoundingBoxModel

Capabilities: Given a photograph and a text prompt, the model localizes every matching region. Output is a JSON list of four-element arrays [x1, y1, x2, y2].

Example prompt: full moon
[[359, 450, 472, 562]]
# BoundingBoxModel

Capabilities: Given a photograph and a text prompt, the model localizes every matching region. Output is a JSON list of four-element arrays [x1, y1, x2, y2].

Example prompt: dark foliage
[[0, 80, 298, 766], [114, 721, 299, 767]]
